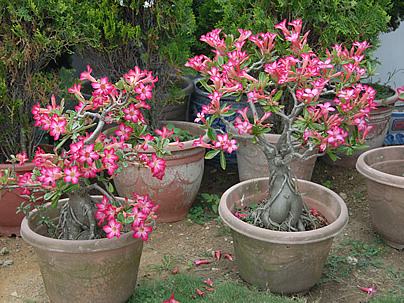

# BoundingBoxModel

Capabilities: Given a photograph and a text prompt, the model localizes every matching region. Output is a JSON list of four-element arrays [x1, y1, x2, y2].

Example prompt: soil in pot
[[356, 145, 404, 249], [219, 177, 348, 294], [114, 121, 205, 223], [21, 196, 143, 303], [236, 133, 317, 182], [0, 162, 39, 236]]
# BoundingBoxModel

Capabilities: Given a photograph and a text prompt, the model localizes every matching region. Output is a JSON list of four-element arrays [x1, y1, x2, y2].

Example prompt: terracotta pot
[[219, 178, 348, 294], [0, 162, 36, 236], [356, 146, 404, 249], [236, 134, 317, 182], [161, 76, 194, 121], [21, 196, 143, 303], [114, 121, 205, 222]]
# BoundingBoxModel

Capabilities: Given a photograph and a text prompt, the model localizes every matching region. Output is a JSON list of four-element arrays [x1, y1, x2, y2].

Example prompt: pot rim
[[0, 162, 36, 172], [356, 145, 404, 189], [219, 178, 348, 244], [21, 195, 142, 253]]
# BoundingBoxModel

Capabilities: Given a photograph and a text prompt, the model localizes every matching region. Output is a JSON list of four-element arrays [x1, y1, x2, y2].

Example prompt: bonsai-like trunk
[[253, 155, 305, 231], [58, 187, 97, 240]]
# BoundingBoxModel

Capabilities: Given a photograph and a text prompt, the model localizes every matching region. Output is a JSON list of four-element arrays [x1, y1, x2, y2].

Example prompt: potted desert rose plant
[[0, 66, 171, 303], [186, 20, 376, 293]]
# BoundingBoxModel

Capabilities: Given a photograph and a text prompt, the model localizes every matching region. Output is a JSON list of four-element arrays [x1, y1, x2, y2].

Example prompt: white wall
[[373, 21, 404, 88]]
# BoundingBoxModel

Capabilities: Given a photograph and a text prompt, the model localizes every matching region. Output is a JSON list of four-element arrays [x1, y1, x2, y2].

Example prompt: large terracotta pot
[[21, 196, 143, 303], [114, 121, 205, 222], [219, 178, 348, 294], [236, 134, 317, 182], [0, 162, 36, 236], [356, 146, 404, 249]]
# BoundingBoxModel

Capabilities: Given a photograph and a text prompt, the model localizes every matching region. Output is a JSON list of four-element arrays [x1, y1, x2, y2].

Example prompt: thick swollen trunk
[[254, 157, 305, 231], [59, 188, 96, 240]]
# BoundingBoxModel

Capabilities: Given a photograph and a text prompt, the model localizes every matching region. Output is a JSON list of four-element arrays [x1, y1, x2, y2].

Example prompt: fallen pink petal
[[203, 278, 214, 287], [163, 293, 180, 303], [213, 250, 222, 261], [359, 286, 377, 295], [195, 288, 205, 297], [223, 253, 234, 261], [194, 259, 212, 266]]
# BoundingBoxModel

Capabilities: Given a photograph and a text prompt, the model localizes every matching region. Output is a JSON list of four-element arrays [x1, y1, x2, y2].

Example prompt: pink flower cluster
[[186, 19, 376, 159], [95, 194, 158, 240]]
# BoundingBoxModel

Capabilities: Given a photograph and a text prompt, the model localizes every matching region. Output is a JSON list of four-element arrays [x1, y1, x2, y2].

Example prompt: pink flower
[[102, 148, 118, 165], [78, 144, 99, 165], [359, 286, 377, 295], [103, 219, 122, 239], [135, 83, 153, 100], [132, 223, 153, 241], [63, 166, 81, 184], [123, 104, 144, 123], [68, 83, 82, 96], [38, 167, 62, 188], [79, 65, 96, 82], [115, 123, 133, 141], [130, 207, 147, 227], [214, 134, 238, 154], [155, 126, 174, 139], [15, 152, 28, 166], [146, 154, 166, 180], [49, 115, 67, 140], [91, 77, 114, 95]]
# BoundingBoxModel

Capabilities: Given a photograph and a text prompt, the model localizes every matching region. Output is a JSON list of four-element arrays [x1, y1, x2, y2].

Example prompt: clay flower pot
[[0, 162, 37, 236], [21, 196, 143, 303], [236, 134, 317, 182], [356, 146, 404, 249], [114, 121, 205, 222], [219, 178, 348, 294]]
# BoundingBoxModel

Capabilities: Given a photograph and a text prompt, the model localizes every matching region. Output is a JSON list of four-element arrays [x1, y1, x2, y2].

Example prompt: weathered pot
[[161, 76, 194, 121], [20, 196, 143, 303], [114, 121, 205, 222], [219, 178, 348, 294], [0, 162, 36, 236], [356, 146, 404, 249], [236, 134, 317, 182]]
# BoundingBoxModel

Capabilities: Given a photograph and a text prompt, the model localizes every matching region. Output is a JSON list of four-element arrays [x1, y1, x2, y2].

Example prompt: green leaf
[[107, 182, 115, 194], [43, 192, 55, 201], [205, 149, 220, 160], [207, 128, 216, 141], [273, 90, 283, 102], [220, 151, 227, 170]]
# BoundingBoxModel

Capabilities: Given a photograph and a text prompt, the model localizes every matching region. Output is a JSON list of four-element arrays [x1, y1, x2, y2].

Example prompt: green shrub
[[194, 0, 392, 54], [0, 0, 93, 159]]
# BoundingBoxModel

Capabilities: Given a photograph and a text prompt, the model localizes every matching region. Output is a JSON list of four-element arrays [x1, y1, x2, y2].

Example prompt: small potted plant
[[0, 66, 169, 303], [186, 20, 375, 293]]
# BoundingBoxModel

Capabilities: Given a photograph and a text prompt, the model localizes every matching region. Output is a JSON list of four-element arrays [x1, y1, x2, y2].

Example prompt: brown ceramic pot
[[114, 121, 205, 222], [20, 196, 143, 303], [236, 134, 317, 182], [0, 162, 37, 236], [356, 146, 404, 249], [219, 177, 348, 294]]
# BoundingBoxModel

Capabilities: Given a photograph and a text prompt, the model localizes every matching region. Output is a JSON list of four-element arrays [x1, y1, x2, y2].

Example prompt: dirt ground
[[0, 158, 403, 303]]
